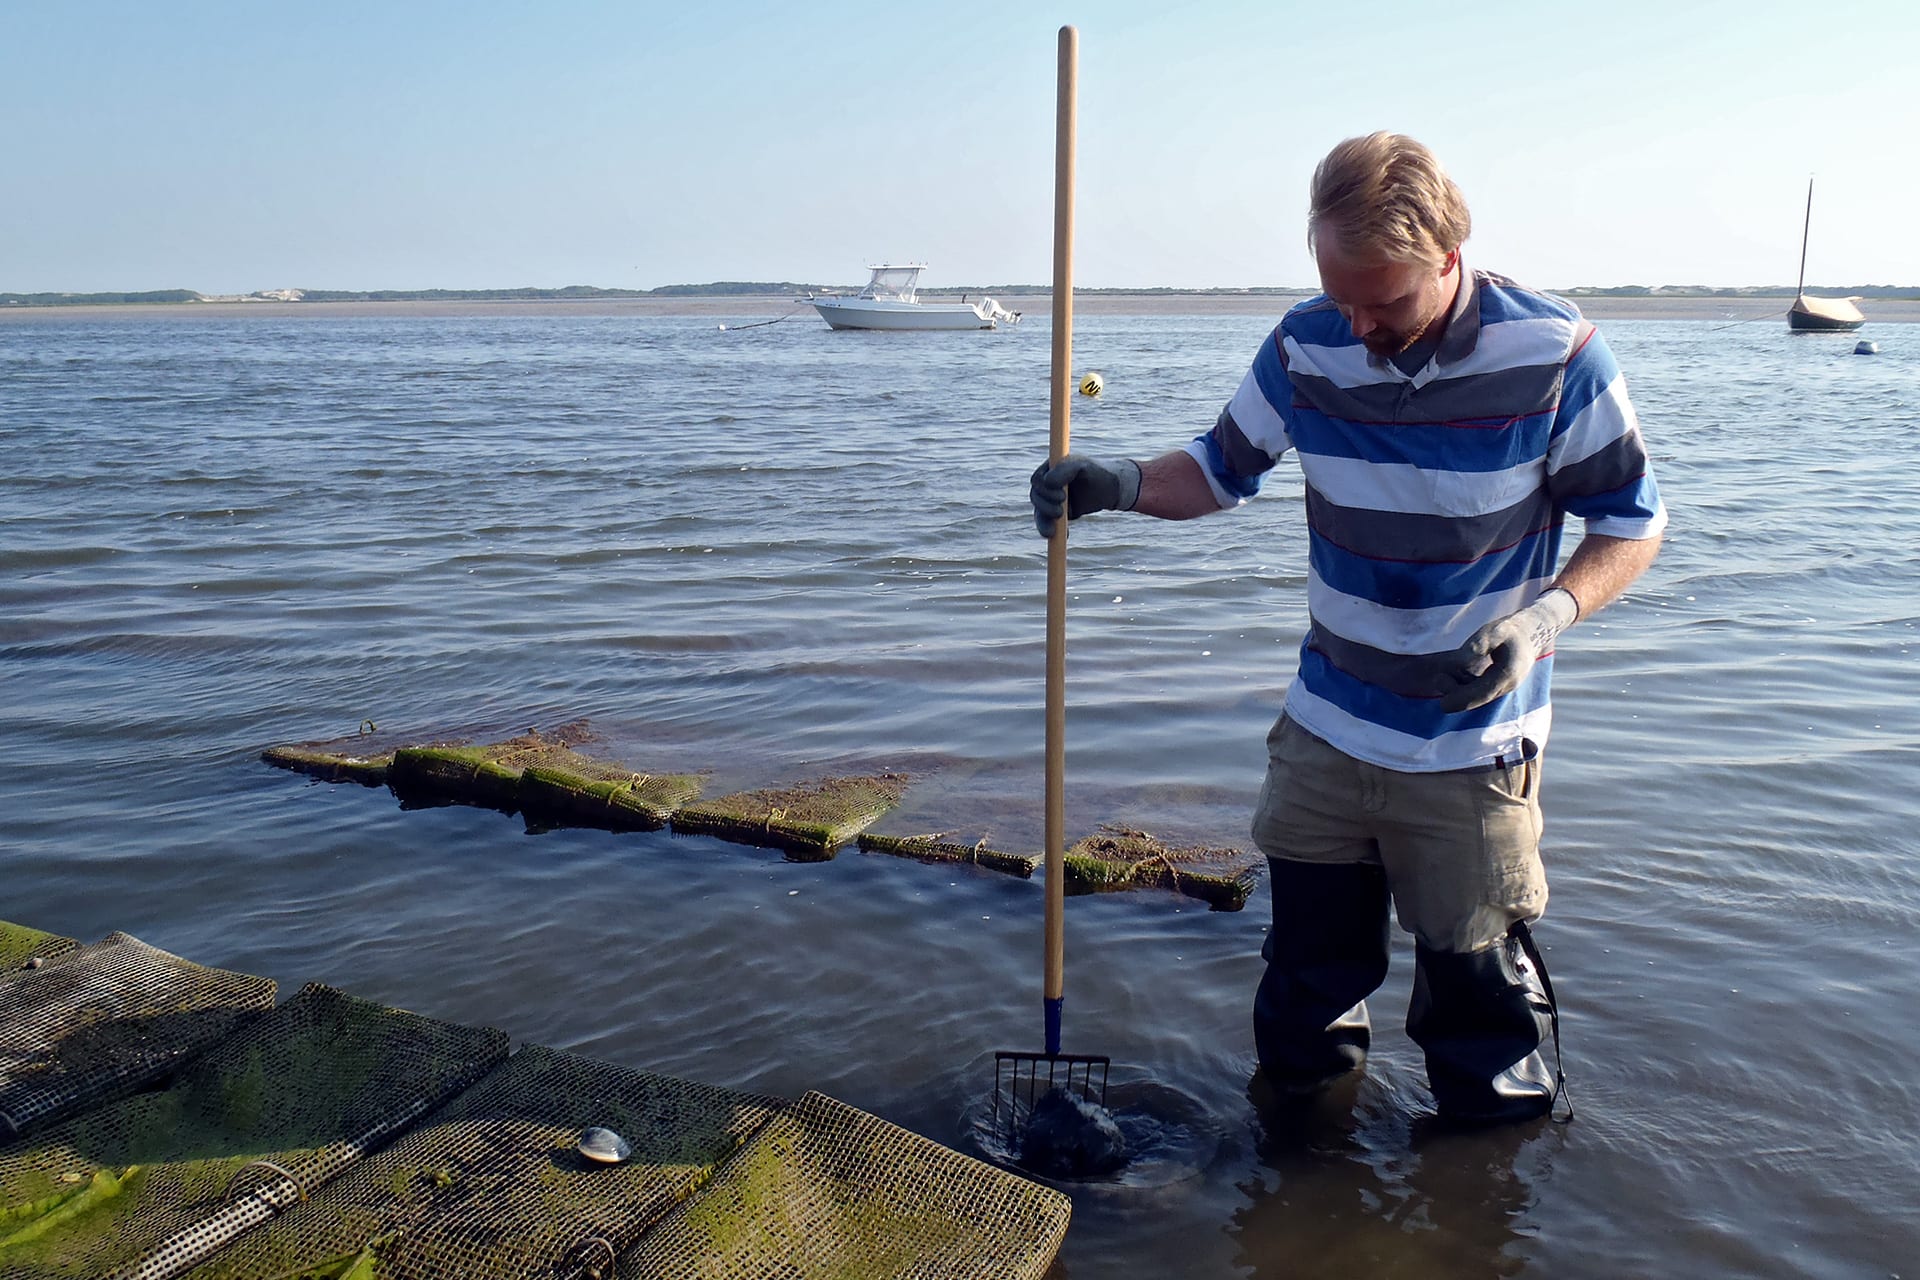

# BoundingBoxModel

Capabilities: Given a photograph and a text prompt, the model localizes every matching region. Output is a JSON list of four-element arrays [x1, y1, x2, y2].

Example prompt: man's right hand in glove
[[1029, 454, 1142, 538]]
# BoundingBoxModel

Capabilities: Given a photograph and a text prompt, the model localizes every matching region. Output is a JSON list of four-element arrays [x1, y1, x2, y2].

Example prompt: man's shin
[[1407, 922, 1560, 1123]]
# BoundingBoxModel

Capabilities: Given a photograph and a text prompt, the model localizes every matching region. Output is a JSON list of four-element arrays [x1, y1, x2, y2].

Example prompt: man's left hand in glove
[[1438, 587, 1580, 713]]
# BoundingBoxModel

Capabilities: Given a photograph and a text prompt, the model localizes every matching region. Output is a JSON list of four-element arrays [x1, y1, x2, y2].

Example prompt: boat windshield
[[860, 266, 924, 302]]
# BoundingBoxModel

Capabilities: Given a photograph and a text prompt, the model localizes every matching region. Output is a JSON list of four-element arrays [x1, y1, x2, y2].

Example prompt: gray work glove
[[1029, 454, 1142, 538], [1438, 587, 1580, 713]]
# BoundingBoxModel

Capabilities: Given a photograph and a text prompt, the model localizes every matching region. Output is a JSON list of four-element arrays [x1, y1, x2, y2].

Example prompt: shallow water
[[2, 304, 1916, 1278]]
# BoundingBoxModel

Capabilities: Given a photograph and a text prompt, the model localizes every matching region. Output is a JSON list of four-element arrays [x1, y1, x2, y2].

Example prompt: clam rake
[[993, 1050, 1111, 1139], [990, 24, 1116, 1147]]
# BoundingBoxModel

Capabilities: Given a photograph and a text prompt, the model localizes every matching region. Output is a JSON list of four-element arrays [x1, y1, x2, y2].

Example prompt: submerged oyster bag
[[259, 722, 1269, 908], [518, 750, 703, 831], [1063, 828, 1263, 911], [671, 774, 909, 860], [617, 1090, 1071, 1280], [0, 983, 507, 1279], [384, 725, 598, 812], [856, 832, 1042, 879], [0, 933, 276, 1140], [181, 1044, 777, 1280], [259, 744, 394, 787]]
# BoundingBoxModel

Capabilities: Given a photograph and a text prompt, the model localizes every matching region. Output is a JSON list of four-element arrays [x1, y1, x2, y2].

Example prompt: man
[[1030, 132, 1665, 1123]]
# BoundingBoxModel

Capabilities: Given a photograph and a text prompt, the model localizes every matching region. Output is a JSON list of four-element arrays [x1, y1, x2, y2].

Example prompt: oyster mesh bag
[[617, 1090, 1071, 1280], [0, 982, 507, 1280], [181, 1044, 777, 1280], [0, 933, 277, 1141]]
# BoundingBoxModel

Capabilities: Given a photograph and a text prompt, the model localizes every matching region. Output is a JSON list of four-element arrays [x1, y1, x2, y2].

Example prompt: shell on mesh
[[0, 933, 277, 1141], [616, 1090, 1072, 1280], [0, 982, 507, 1280], [178, 1044, 778, 1280]]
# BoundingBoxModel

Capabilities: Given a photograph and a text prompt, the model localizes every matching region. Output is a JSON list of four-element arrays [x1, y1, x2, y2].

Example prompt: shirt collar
[[1432, 253, 1481, 369], [1371, 253, 1480, 385]]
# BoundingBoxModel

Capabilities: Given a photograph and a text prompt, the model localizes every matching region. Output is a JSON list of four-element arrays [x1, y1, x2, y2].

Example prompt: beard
[[1361, 311, 1433, 357]]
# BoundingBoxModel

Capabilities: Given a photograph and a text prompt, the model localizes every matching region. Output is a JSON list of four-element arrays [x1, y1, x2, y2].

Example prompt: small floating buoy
[[1078, 371, 1104, 397], [1854, 340, 1878, 355], [578, 1126, 632, 1164]]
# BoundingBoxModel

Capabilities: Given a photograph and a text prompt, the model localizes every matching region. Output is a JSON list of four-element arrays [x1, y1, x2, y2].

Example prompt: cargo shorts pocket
[[1479, 762, 1546, 919]]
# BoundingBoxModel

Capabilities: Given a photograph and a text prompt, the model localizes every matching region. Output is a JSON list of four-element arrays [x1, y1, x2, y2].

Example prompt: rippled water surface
[[3, 304, 1916, 1278]]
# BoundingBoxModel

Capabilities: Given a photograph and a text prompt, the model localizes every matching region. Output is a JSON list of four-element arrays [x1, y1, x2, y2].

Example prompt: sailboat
[[1787, 178, 1865, 332]]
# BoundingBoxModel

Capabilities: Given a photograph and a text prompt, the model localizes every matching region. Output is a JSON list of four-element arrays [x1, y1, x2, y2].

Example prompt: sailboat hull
[[1788, 298, 1866, 332]]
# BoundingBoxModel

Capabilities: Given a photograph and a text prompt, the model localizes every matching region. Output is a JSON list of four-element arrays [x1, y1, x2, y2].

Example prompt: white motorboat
[[803, 264, 1020, 331]]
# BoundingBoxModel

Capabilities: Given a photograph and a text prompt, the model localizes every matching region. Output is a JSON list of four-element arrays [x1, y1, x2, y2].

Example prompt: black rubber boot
[[1253, 858, 1391, 1090], [1407, 923, 1559, 1123]]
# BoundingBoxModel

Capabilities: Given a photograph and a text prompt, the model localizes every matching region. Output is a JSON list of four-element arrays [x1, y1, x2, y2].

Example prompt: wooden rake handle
[[1044, 24, 1076, 1056]]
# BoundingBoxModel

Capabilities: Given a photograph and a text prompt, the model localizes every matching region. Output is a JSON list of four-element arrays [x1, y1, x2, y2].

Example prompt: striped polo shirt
[[1185, 265, 1666, 771]]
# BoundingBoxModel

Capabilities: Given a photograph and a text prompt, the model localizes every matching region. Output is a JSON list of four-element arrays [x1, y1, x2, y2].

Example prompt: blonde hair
[[1308, 132, 1471, 267]]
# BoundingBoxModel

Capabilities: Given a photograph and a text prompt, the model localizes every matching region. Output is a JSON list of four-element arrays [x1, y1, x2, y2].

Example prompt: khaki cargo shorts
[[1251, 714, 1547, 953]]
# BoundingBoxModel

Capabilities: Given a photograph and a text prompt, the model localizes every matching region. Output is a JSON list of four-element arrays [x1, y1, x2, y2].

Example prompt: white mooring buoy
[[1854, 340, 1878, 355]]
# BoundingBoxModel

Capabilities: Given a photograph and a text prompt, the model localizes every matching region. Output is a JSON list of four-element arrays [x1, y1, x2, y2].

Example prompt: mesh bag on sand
[[616, 1091, 1071, 1280], [0, 933, 276, 1141], [0, 982, 507, 1279], [180, 1044, 776, 1280]]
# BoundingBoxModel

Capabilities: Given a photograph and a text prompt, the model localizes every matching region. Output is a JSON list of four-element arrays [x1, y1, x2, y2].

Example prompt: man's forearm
[[1133, 450, 1227, 520], [1555, 533, 1663, 619]]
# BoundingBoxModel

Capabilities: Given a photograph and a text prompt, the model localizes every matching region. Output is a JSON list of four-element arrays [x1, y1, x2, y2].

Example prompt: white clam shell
[[578, 1126, 632, 1164]]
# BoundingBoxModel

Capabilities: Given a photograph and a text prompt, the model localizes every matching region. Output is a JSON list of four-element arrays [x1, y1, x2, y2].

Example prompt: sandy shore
[[4, 293, 1914, 324]]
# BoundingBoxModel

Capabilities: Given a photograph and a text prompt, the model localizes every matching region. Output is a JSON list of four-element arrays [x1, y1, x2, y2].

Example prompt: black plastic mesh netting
[[0, 982, 508, 1279], [179, 1043, 779, 1280], [617, 1090, 1072, 1280], [0, 932, 277, 1142]]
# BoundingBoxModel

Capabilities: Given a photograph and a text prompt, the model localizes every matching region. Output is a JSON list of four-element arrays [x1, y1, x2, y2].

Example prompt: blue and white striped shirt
[[1185, 267, 1666, 771]]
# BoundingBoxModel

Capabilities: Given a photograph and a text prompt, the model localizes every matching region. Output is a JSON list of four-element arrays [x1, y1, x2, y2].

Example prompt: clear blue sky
[[5, 0, 1915, 293]]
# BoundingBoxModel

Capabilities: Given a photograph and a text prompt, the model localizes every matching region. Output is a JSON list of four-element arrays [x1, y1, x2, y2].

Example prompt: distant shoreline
[[5, 293, 1918, 324]]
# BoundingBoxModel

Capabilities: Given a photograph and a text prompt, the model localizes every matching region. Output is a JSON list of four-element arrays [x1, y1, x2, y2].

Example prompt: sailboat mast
[[1797, 177, 1813, 297]]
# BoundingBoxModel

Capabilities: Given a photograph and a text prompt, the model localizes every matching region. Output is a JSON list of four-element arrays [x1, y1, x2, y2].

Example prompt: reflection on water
[[2, 308, 1917, 1277], [1231, 1072, 1552, 1279]]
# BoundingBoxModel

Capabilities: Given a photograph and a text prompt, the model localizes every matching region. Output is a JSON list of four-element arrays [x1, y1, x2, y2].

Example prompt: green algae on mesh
[[672, 774, 910, 860], [0, 1165, 139, 1252], [0, 919, 76, 972], [387, 745, 525, 811], [176, 1045, 774, 1280], [622, 1093, 1066, 1280], [856, 833, 1039, 879], [518, 751, 703, 831], [0, 984, 506, 1277], [261, 744, 395, 788], [1063, 829, 1263, 911], [384, 725, 596, 814]]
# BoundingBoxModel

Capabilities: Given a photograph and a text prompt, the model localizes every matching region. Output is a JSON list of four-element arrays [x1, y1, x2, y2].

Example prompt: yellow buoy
[[1078, 371, 1104, 397]]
